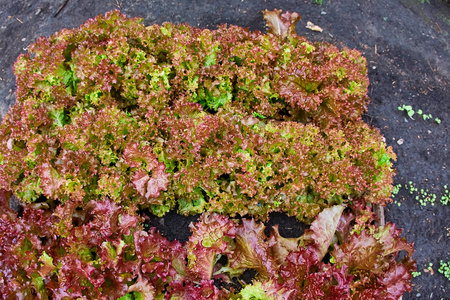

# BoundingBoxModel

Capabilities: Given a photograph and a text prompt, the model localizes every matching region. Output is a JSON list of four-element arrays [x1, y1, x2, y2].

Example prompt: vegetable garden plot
[[0, 10, 415, 299]]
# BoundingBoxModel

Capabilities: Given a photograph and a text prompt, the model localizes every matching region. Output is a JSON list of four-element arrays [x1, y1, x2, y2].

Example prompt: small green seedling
[[391, 184, 403, 207], [415, 186, 436, 206], [398, 105, 415, 119], [416, 109, 432, 120], [392, 182, 450, 206], [392, 184, 401, 196], [438, 260, 450, 281], [398, 105, 441, 124], [412, 271, 421, 278], [405, 181, 435, 206], [441, 185, 449, 205], [422, 262, 435, 275], [392, 199, 401, 207]]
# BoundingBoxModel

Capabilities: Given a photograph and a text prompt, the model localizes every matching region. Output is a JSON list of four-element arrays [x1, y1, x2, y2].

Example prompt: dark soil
[[1, 0, 449, 298]]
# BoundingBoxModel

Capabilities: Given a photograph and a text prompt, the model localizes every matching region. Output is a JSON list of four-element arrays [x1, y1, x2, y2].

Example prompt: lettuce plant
[[0, 10, 395, 221]]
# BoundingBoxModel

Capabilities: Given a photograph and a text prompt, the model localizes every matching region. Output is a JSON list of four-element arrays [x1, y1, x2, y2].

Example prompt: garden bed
[[0, 0, 449, 299]]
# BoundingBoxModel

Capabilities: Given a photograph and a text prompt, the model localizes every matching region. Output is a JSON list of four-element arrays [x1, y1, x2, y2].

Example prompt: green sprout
[[416, 109, 432, 120], [441, 185, 449, 205], [415, 187, 436, 206], [391, 184, 402, 206], [412, 271, 422, 278], [398, 104, 441, 124], [438, 260, 450, 281], [400, 181, 435, 206], [392, 181, 450, 207], [392, 184, 401, 196], [398, 105, 415, 119]]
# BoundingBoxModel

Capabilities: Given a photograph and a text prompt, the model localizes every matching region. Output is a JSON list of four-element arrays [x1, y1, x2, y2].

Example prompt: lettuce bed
[[0, 10, 414, 299]]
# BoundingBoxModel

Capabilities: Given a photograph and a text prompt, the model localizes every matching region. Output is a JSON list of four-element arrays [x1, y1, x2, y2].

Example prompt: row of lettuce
[[0, 191, 414, 299], [0, 103, 395, 220], [1, 11, 394, 220]]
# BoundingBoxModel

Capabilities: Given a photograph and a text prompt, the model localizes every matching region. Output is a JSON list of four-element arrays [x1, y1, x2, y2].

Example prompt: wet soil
[[1, 0, 449, 298]]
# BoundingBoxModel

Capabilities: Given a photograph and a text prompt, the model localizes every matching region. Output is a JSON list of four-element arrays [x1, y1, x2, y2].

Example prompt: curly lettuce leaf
[[332, 222, 416, 299], [263, 9, 301, 40], [239, 280, 293, 300], [227, 218, 278, 279], [187, 213, 236, 280], [127, 274, 155, 300], [131, 165, 169, 200], [300, 205, 344, 261]]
